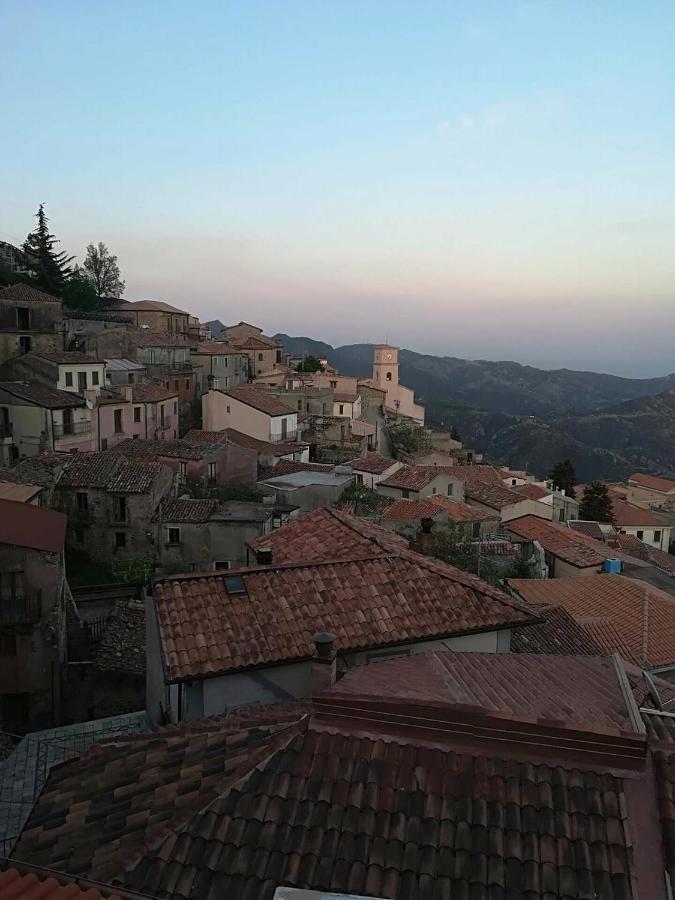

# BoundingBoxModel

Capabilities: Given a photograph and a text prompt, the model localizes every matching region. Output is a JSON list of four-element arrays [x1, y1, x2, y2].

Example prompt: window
[[92, 371, 99, 386], [226, 405, 230, 414], [77, 371, 87, 391], [558, 508, 565, 521], [179, 461, 187, 476], [636, 530, 644, 540], [167, 527, 180, 545], [16, 307, 30, 329], [173, 401, 177, 414], [0, 571, 24, 603], [115, 532, 126, 548], [185, 380, 189, 389], [447, 483, 454, 496], [224, 574, 246, 594], [223, 357, 228, 368], [0, 633, 17, 655], [276, 350, 282, 363], [114, 409, 123, 433], [339, 404, 344, 415], [113, 495, 127, 522], [298, 399, 302, 410], [511, 478, 517, 486], [402, 489, 410, 499], [160, 406, 165, 427], [208, 462, 217, 481], [432, 487, 437, 494], [386, 372, 392, 381], [77, 492, 88, 511], [355, 473, 363, 484], [19, 336, 31, 354], [101, 438, 108, 450], [128, 373, 135, 384], [258, 353, 263, 362], [330, 381, 337, 389], [61, 409, 73, 435], [654, 530, 662, 542], [133, 406, 141, 423], [174, 380, 179, 390], [214, 560, 230, 570], [65, 372, 73, 387], [132, 434, 139, 439]]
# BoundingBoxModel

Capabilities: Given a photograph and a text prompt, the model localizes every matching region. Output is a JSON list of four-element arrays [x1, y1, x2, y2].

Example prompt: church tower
[[372, 344, 399, 397]]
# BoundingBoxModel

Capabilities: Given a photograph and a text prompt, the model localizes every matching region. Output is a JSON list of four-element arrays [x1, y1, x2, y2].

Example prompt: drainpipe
[[50, 409, 55, 451]]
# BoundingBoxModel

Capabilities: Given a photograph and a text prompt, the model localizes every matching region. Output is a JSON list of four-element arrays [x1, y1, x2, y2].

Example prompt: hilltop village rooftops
[[610, 497, 671, 527], [348, 452, 398, 474], [464, 480, 529, 510], [427, 495, 491, 521], [380, 498, 448, 521], [628, 472, 675, 494], [153, 551, 538, 682], [509, 573, 675, 669], [507, 514, 621, 568], [218, 385, 296, 416], [56, 452, 164, 494], [379, 465, 452, 491], [109, 435, 227, 461], [0, 381, 86, 408], [13, 648, 675, 900], [249, 506, 407, 563], [509, 603, 608, 656], [0, 283, 60, 302]]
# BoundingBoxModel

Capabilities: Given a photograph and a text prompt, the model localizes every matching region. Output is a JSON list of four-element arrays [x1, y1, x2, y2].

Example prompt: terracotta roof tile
[[0, 499, 66, 552], [510, 573, 675, 668], [511, 603, 607, 656], [380, 498, 446, 521], [428, 495, 491, 521], [0, 381, 86, 409], [0, 283, 60, 302], [514, 482, 551, 500], [628, 472, 675, 494], [348, 453, 398, 475], [249, 506, 407, 563], [35, 351, 105, 364], [58, 453, 163, 493], [129, 384, 178, 403], [104, 461, 163, 494], [570, 519, 606, 541], [110, 437, 220, 461], [154, 550, 537, 681], [332, 392, 358, 403], [0, 869, 125, 900], [0, 480, 42, 502], [508, 515, 610, 568], [465, 479, 529, 510], [611, 497, 668, 526], [379, 465, 452, 491], [272, 459, 334, 476], [219, 385, 295, 416], [154, 498, 218, 523]]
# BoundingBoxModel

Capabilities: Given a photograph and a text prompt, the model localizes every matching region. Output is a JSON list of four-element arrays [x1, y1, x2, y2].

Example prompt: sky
[[2, 1, 675, 377]]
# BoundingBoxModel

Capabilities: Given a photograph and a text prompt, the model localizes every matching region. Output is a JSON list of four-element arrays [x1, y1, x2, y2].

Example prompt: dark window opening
[[0, 633, 17, 655], [168, 528, 180, 545], [77, 371, 87, 391], [115, 532, 126, 548], [65, 372, 73, 387], [77, 492, 88, 511], [133, 406, 141, 423], [92, 372, 99, 386], [386, 372, 392, 381], [62, 409, 73, 435], [16, 307, 30, 330], [224, 575, 246, 594], [19, 336, 31, 354], [114, 409, 123, 433], [113, 495, 127, 523]]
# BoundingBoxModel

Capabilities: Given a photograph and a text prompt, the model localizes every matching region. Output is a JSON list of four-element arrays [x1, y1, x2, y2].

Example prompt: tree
[[550, 459, 576, 497], [62, 266, 98, 311], [83, 241, 125, 297], [579, 482, 614, 522], [295, 355, 325, 373], [23, 204, 73, 295], [432, 522, 499, 585], [385, 423, 431, 458]]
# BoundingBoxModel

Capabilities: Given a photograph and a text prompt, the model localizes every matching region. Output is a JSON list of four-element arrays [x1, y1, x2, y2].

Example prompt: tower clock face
[[385, 353, 393, 360]]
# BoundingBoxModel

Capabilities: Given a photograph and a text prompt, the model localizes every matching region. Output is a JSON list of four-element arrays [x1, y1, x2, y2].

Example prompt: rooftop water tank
[[603, 558, 622, 575]]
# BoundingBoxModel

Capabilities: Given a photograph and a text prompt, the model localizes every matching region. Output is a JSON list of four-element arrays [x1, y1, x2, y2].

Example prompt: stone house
[[63, 308, 134, 354], [625, 473, 675, 511], [127, 384, 179, 441], [609, 496, 673, 551], [348, 452, 401, 489], [258, 467, 355, 515], [103, 357, 147, 386], [90, 387, 147, 450], [221, 428, 310, 470], [0, 284, 63, 366], [371, 344, 424, 424], [377, 465, 465, 501], [203, 385, 298, 443], [58, 452, 173, 566], [0, 382, 93, 462], [222, 322, 283, 376], [190, 343, 250, 393], [0, 350, 107, 396], [333, 392, 361, 418], [0, 499, 68, 732], [464, 480, 554, 524], [154, 497, 277, 575], [102, 299, 190, 334]]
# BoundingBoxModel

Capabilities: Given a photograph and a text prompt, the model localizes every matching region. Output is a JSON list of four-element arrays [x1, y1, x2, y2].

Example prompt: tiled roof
[[183, 429, 227, 444], [0, 453, 70, 486], [248, 506, 407, 564], [230, 333, 281, 350], [59, 452, 120, 489], [628, 472, 675, 494], [129, 384, 178, 403], [379, 466, 450, 491], [648, 546, 675, 576], [35, 351, 105, 364], [104, 461, 163, 494], [514, 482, 551, 500], [510, 603, 607, 656], [103, 357, 146, 372], [509, 573, 675, 668], [0, 868, 124, 900], [154, 498, 218, 523], [465, 479, 528, 510], [110, 438, 215, 461], [428, 495, 490, 522], [123, 299, 189, 314], [448, 464, 504, 485], [220, 385, 295, 416], [191, 342, 243, 355], [330, 650, 638, 735], [508, 515, 609, 568], [272, 459, 334, 476], [13, 705, 307, 882], [380, 498, 447, 521], [127, 330, 190, 348], [0, 283, 60, 302], [578, 617, 641, 665], [0, 381, 86, 408], [610, 532, 650, 558], [223, 428, 270, 451], [0, 499, 66, 552], [611, 497, 668, 527], [570, 519, 606, 541], [332, 392, 358, 403], [348, 453, 398, 474], [95, 605, 146, 675], [0, 480, 42, 502], [154, 551, 537, 681]]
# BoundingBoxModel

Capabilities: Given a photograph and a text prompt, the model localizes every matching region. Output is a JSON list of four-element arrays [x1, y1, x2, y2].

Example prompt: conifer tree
[[550, 459, 576, 497], [579, 482, 614, 522], [23, 204, 73, 295]]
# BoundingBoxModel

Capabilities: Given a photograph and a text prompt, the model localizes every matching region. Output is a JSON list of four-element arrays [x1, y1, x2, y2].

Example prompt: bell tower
[[372, 344, 399, 395]]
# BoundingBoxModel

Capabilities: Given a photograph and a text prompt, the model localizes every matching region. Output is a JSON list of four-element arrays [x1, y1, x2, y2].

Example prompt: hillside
[[274, 335, 675, 416], [275, 334, 675, 481]]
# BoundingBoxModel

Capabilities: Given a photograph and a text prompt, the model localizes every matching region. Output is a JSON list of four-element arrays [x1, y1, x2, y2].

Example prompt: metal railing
[[270, 430, 297, 443], [0, 594, 41, 624], [53, 420, 91, 438]]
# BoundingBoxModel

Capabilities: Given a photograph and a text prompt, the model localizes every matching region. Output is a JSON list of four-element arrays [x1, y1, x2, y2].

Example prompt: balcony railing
[[54, 420, 92, 438], [169, 362, 193, 372], [0, 593, 41, 624], [0, 422, 12, 439], [270, 430, 298, 443]]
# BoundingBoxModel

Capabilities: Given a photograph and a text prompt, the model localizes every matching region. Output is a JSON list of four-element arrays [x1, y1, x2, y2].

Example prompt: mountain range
[[273, 333, 675, 481]]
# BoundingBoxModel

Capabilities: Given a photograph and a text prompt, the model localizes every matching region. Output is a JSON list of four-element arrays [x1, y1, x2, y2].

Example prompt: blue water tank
[[603, 558, 622, 574]]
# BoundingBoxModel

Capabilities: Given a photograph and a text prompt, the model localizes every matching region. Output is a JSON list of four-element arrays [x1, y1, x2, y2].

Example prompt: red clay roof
[[428, 495, 491, 522], [381, 498, 447, 521], [154, 551, 537, 681], [249, 506, 407, 563], [0, 283, 60, 302], [465, 480, 529, 510], [379, 465, 452, 491], [515, 482, 551, 501], [611, 497, 669, 527], [330, 650, 638, 736], [569, 519, 606, 541], [272, 459, 334, 476], [348, 453, 398, 474], [628, 472, 675, 494], [332, 392, 358, 403], [0, 869, 125, 900], [510, 603, 607, 656], [508, 515, 609, 568], [220, 385, 295, 416], [509, 573, 675, 668], [192, 342, 243, 355], [35, 351, 105, 364], [129, 384, 178, 403], [0, 498, 66, 552], [0, 381, 86, 409]]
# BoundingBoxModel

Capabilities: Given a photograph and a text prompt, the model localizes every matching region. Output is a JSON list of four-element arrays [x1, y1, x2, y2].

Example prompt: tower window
[[386, 372, 392, 381]]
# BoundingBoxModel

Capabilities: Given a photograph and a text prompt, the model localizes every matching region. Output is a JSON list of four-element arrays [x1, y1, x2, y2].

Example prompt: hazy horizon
[[3, 1, 674, 378]]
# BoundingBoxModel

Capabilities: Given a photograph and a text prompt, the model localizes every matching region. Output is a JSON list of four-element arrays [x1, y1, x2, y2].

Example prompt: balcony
[[270, 430, 298, 443], [53, 420, 92, 438], [0, 593, 41, 624], [169, 362, 193, 372]]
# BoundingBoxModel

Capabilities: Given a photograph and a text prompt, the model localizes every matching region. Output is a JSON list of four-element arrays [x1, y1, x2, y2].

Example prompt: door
[[281, 418, 287, 439], [62, 409, 73, 436], [77, 372, 87, 391]]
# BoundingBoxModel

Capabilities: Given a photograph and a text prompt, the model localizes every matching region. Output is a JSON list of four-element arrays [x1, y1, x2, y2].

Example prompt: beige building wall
[[466, 497, 553, 523], [553, 558, 602, 578], [371, 345, 424, 424], [617, 524, 672, 551], [333, 395, 361, 419], [202, 391, 297, 442], [56, 362, 106, 394]]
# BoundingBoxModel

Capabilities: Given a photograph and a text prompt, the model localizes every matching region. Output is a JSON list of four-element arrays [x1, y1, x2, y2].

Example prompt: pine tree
[[23, 204, 73, 295], [579, 482, 614, 522], [550, 459, 576, 497]]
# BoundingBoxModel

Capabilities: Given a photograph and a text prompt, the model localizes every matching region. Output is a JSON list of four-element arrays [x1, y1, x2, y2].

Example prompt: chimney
[[311, 631, 337, 694], [121, 385, 134, 402], [411, 518, 435, 556], [256, 546, 273, 565]]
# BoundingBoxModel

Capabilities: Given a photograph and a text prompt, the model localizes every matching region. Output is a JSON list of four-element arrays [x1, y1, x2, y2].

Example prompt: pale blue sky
[[2, 1, 674, 376]]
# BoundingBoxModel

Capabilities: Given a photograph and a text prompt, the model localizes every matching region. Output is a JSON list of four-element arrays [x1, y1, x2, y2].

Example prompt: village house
[[127, 330, 195, 400], [190, 342, 250, 393], [332, 391, 361, 418], [348, 451, 401, 488], [103, 357, 147, 386], [377, 465, 465, 501], [102, 298, 191, 334], [626, 472, 675, 510], [0, 350, 107, 395], [203, 384, 298, 443], [379, 497, 450, 539], [428, 494, 497, 535], [0, 283, 63, 366], [610, 495, 673, 550], [154, 496, 281, 575], [371, 343, 425, 423], [63, 307, 134, 354], [0, 382, 93, 460], [221, 427, 310, 470], [258, 465, 354, 514], [300, 412, 377, 458], [88, 384, 178, 449], [464, 478, 554, 523], [222, 322, 283, 376], [0, 499, 68, 732], [146, 537, 536, 723], [127, 384, 179, 441], [58, 452, 173, 566]]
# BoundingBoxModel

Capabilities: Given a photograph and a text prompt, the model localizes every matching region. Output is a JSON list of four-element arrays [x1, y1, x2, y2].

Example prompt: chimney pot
[[256, 546, 273, 565], [313, 631, 336, 659], [311, 631, 337, 694]]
